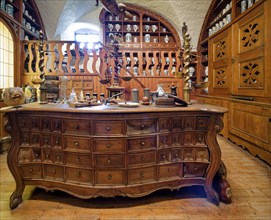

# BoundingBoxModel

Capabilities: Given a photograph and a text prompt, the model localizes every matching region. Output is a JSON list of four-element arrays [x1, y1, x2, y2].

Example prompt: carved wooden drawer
[[64, 153, 91, 167], [158, 164, 182, 180], [195, 132, 206, 146], [18, 116, 29, 130], [63, 119, 91, 135], [127, 136, 156, 152], [183, 162, 209, 177], [18, 148, 32, 164], [32, 148, 42, 162], [196, 117, 210, 130], [52, 134, 62, 148], [183, 147, 194, 161], [41, 117, 51, 132], [20, 132, 30, 146], [94, 155, 125, 168], [157, 149, 170, 163], [195, 148, 209, 162], [171, 148, 182, 162], [30, 117, 40, 131], [30, 133, 41, 146], [52, 118, 62, 132], [93, 138, 125, 152], [127, 119, 156, 135], [43, 148, 53, 163], [52, 149, 64, 164], [183, 132, 194, 145], [171, 132, 183, 147], [172, 117, 183, 131], [66, 167, 93, 184], [20, 164, 42, 179], [158, 134, 171, 148], [95, 170, 125, 185], [158, 117, 171, 132], [128, 151, 156, 167], [128, 166, 156, 184], [183, 116, 195, 130], [44, 165, 64, 181], [93, 120, 124, 136], [64, 136, 91, 151], [41, 134, 51, 147]]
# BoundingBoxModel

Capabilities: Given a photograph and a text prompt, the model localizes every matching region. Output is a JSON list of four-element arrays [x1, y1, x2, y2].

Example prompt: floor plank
[[0, 136, 270, 220]]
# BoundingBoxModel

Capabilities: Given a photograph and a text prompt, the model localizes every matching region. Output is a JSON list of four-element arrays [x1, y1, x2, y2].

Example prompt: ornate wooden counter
[[1, 102, 231, 209]]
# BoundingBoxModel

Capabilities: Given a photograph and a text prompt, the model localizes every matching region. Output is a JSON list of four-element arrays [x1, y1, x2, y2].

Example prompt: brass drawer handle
[[175, 153, 178, 157], [162, 154, 166, 159], [45, 139, 49, 144], [35, 153, 39, 158], [29, 168, 33, 173], [56, 140, 60, 145], [106, 144, 111, 148], [141, 141, 145, 146], [76, 156, 80, 162], [140, 124, 145, 129], [106, 126, 111, 131], [107, 158, 111, 164], [108, 174, 112, 180], [52, 169, 56, 174], [57, 155, 61, 160], [74, 142, 79, 147], [46, 154, 49, 159]]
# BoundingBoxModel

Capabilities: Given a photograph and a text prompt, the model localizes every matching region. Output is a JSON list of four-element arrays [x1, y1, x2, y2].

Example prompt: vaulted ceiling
[[35, 0, 211, 50]]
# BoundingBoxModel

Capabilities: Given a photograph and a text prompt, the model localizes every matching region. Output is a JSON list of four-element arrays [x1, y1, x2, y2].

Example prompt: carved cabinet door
[[231, 2, 270, 98], [208, 27, 232, 96]]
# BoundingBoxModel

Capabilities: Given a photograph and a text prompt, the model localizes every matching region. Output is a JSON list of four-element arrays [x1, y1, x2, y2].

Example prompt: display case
[[0, 0, 45, 40]]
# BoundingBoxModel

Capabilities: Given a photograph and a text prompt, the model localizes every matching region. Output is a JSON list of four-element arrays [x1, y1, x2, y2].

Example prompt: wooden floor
[[0, 136, 270, 220]]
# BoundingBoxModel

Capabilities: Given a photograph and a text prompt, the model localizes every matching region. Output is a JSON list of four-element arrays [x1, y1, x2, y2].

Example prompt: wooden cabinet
[[196, 0, 271, 164], [2, 102, 230, 209], [0, 0, 45, 40]]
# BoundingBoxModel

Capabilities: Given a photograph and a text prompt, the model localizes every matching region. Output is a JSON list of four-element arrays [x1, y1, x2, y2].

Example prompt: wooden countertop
[[1, 101, 228, 114]]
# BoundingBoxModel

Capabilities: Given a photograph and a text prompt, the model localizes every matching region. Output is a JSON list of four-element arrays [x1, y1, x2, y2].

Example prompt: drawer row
[[18, 147, 210, 167], [17, 116, 210, 135], [20, 162, 210, 185], [19, 132, 207, 151]]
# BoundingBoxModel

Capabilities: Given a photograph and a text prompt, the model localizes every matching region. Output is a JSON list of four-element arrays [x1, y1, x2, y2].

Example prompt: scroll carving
[[240, 60, 263, 88], [215, 40, 227, 59], [214, 68, 228, 88]]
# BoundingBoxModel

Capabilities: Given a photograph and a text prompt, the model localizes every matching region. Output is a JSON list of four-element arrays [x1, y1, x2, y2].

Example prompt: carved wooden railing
[[22, 40, 181, 77], [22, 40, 183, 98]]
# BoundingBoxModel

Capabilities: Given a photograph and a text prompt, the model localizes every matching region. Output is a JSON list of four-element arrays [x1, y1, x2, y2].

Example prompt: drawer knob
[[107, 158, 111, 164], [45, 139, 49, 144], [141, 141, 145, 146], [57, 155, 61, 160], [106, 126, 111, 131], [140, 172, 144, 178], [35, 154, 39, 158], [52, 169, 56, 174], [162, 139, 166, 144], [74, 142, 79, 147], [77, 171, 81, 177], [76, 156, 80, 162], [108, 174, 112, 180], [56, 140, 60, 145], [140, 124, 145, 129], [140, 156, 144, 161], [175, 153, 178, 158], [162, 154, 166, 159], [46, 154, 49, 159], [106, 144, 111, 148], [75, 125, 79, 129], [29, 168, 33, 173]]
